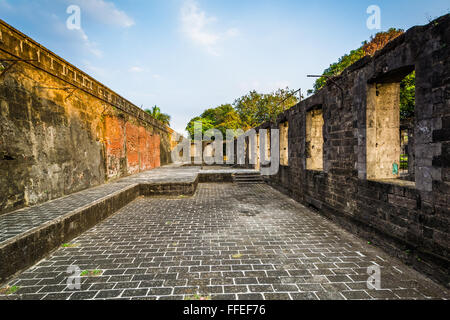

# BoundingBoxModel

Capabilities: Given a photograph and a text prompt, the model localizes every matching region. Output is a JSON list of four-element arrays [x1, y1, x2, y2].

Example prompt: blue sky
[[0, 0, 449, 134]]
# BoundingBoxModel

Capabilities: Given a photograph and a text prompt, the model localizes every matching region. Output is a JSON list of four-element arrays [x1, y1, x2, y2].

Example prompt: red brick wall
[[105, 117, 161, 178], [0, 19, 173, 215], [104, 117, 125, 178]]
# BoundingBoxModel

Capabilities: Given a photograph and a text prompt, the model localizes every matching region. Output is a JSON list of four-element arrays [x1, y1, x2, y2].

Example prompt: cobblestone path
[[0, 184, 448, 300]]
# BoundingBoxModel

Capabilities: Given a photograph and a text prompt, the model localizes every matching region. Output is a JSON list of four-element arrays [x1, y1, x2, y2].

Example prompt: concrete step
[[233, 172, 265, 184], [234, 176, 264, 180], [235, 181, 265, 185]]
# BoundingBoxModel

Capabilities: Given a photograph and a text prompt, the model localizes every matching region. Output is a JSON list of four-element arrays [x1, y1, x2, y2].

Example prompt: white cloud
[[77, 28, 103, 58], [47, 13, 103, 58], [180, 0, 238, 56], [129, 66, 144, 73], [61, 0, 134, 57], [70, 0, 135, 28], [56, 18, 103, 58]]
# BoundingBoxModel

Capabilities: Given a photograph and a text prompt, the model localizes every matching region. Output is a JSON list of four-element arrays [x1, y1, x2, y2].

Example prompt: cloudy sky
[[0, 0, 449, 134]]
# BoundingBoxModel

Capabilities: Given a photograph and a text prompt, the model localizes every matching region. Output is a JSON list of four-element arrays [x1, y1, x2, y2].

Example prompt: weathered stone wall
[[254, 15, 450, 286], [0, 20, 174, 215]]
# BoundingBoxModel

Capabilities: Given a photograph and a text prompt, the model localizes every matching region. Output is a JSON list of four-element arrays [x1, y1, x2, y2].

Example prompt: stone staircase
[[232, 172, 265, 185]]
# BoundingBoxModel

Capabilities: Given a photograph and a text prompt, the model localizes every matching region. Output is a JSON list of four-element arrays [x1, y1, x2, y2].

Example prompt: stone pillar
[[255, 132, 260, 171], [280, 122, 289, 166]]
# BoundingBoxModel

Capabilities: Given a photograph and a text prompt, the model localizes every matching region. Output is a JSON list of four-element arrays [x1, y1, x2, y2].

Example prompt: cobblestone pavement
[[0, 165, 257, 244], [1, 183, 448, 300]]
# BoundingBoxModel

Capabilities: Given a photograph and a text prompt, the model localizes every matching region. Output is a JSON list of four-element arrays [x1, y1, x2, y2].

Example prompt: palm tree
[[145, 105, 171, 126]]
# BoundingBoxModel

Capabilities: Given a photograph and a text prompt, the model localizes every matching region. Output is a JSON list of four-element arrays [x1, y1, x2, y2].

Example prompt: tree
[[216, 109, 242, 137], [186, 104, 241, 138], [400, 71, 415, 120], [185, 117, 215, 138], [233, 91, 263, 131], [311, 28, 414, 120], [201, 104, 235, 124], [186, 87, 299, 137], [362, 28, 404, 56], [254, 88, 298, 124], [145, 105, 171, 126], [313, 28, 404, 93], [313, 47, 366, 92]]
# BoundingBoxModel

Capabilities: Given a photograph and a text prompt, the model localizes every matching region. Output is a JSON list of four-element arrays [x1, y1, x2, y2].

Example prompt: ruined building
[[0, 14, 449, 288], [244, 14, 449, 285]]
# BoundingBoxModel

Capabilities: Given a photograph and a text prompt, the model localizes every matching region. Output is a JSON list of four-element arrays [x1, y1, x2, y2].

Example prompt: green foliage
[[255, 88, 299, 125], [311, 28, 414, 120], [186, 88, 299, 136], [61, 243, 80, 248], [9, 286, 19, 294], [0, 286, 19, 295], [215, 109, 242, 136], [185, 116, 215, 138], [81, 270, 103, 277], [400, 71, 415, 120], [233, 91, 263, 130], [313, 47, 365, 92], [312, 28, 404, 93], [144, 105, 171, 126]]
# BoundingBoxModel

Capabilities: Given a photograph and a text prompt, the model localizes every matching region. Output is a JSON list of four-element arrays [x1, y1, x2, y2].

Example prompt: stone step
[[235, 181, 265, 185], [232, 172, 264, 184], [234, 176, 264, 180]]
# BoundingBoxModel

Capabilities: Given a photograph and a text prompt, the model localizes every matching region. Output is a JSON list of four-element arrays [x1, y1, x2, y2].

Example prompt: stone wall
[[252, 15, 450, 286], [0, 20, 174, 215]]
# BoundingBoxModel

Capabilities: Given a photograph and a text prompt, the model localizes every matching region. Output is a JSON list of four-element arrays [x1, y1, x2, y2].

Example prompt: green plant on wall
[[145, 105, 171, 126], [312, 28, 415, 120]]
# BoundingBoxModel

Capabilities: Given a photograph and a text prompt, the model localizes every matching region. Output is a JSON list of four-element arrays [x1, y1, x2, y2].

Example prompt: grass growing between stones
[[0, 286, 19, 295], [61, 243, 80, 248], [184, 294, 211, 301], [80, 270, 103, 277]]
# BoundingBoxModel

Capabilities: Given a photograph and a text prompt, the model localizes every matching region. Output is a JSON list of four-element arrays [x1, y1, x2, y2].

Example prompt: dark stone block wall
[[0, 20, 174, 215], [254, 15, 450, 286]]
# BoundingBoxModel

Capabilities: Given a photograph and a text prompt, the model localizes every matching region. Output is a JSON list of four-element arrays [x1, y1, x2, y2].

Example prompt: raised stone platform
[[0, 165, 258, 284]]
